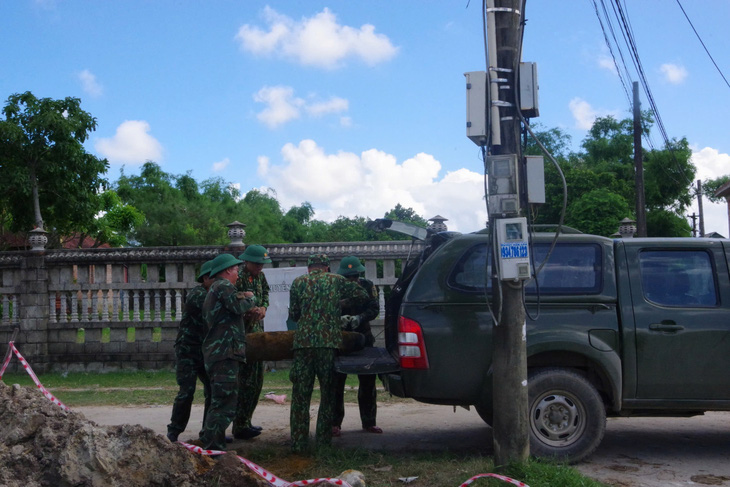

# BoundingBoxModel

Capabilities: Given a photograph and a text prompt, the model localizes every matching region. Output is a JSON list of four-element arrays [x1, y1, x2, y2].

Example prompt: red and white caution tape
[[2, 341, 528, 487], [0, 340, 14, 380], [179, 441, 352, 487], [3, 342, 70, 412], [460, 473, 530, 486]]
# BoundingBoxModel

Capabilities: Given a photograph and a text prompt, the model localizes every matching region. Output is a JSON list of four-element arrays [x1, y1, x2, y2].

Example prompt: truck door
[[624, 241, 730, 400]]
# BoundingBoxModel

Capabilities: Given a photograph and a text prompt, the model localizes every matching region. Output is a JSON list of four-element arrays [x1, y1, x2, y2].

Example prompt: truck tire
[[474, 403, 493, 427], [528, 368, 606, 464]]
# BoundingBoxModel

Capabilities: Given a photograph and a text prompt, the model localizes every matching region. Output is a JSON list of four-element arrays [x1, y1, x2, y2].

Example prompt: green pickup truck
[[351, 223, 730, 463]]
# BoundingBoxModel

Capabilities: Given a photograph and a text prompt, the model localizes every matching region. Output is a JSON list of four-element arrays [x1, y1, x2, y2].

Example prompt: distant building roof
[[714, 180, 730, 199]]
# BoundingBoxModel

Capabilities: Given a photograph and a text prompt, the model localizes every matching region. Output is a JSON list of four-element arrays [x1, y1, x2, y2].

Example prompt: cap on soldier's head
[[307, 253, 330, 267], [197, 260, 213, 282], [209, 253, 243, 277], [337, 256, 365, 277], [238, 244, 272, 264]]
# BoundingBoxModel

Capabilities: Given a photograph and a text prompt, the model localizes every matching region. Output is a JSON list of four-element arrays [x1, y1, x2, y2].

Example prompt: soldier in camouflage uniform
[[232, 244, 271, 440], [332, 256, 383, 436], [287, 253, 369, 453], [199, 253, 256, 451], [166, 260, 215, 442]]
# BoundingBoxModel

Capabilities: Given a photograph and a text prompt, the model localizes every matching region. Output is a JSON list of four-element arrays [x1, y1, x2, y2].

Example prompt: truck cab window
[[639, 250, 718, 307], [449, 242, 602, 295]]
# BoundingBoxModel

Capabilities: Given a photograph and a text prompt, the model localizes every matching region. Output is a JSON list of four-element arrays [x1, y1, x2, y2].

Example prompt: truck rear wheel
[[528, 368, 606, 464]]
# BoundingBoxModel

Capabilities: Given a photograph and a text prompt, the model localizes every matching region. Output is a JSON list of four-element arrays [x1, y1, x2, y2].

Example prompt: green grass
[[0, 369, 409, 407], [244, 446, 606, 487], [0, 369, 608, 486]]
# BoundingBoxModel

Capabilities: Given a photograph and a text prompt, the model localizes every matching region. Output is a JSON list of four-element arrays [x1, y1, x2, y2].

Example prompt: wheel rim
[[530, 390, 586, 447]]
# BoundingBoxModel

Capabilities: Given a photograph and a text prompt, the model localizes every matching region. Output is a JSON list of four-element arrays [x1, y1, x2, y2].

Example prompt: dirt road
[[76, 401, 730, 486]]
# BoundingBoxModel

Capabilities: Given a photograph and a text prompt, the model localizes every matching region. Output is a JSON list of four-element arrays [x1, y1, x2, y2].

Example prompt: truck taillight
[[398, 316, 429, 369]]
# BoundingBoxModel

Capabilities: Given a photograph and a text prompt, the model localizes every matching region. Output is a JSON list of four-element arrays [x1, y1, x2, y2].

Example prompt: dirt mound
[[0, 382, 268, 487]]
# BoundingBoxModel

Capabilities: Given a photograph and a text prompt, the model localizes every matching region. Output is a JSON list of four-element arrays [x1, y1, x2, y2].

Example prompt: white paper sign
[[262, 267, 308, 332]]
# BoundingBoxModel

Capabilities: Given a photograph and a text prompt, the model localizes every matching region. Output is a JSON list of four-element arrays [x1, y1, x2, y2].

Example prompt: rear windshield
[[449, 242, 603, 295]]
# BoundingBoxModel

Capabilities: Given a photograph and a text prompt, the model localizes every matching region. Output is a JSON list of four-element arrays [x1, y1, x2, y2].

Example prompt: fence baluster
[[48, 294, 56, 323], [70, 292, 79, 322], [60, 293, 68, 323], [164, 290, 172, 321], [133, 290, 140, 322], [155, 289, 162, 322], [175, 290, 182, 322], [81, 291, 89, 321]]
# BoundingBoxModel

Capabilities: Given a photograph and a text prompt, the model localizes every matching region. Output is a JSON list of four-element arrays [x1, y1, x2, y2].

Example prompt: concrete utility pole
[[697, 180, 705, 237], [633, 82, 647, 237], [487, 0, 529, 466]]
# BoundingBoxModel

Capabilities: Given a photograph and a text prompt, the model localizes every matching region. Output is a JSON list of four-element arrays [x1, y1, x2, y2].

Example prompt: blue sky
[[2, 1, 729, 235]]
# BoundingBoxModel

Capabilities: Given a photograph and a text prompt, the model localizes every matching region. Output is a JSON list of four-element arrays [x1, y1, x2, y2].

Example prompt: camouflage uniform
[[199, 277, 255, 451], [232, 268, 270, 435], [333, 277, 380, 429], [288, 256, 369, 453], [167, 284, 212, 440]]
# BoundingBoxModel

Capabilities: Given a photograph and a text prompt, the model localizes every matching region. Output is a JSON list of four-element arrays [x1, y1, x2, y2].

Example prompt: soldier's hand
[[236, 291, 254, 300], [340, 315, 359, 331]]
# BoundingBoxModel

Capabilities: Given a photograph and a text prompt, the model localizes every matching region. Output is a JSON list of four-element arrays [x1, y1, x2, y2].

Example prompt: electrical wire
[[513, 0, 568, 280], [676, 0, 730, 90], [481, 0, 499, 327], [592, 0, 695, 192]]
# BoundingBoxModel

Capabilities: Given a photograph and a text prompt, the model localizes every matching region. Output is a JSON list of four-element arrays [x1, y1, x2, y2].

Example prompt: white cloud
[[254, 85, 350, 128], [235, 6, 398, 69], [257, 155, 270, 177], [255, 139, 486, 232], [229, 182, 243, 201], [94, 120, 163, 165], [569, 98, 599, 130], [597, 54, 616, 74], [212, 157, 230, 172], [691, 146, 730, 181], [660, 63, 688, 84], [689, 146, 730, 236], [339, 116, 352, 127], [78, 69, 103, 97], [304, 96, 348, 117]]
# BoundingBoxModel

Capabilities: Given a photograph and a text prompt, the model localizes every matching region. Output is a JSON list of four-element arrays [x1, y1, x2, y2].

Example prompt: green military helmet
[[238, 244, 272, 264], [307, 253, 330, 267], [196, 259, 213, 282], [337, 256, 365, 277], [208, 253, 243, 277]]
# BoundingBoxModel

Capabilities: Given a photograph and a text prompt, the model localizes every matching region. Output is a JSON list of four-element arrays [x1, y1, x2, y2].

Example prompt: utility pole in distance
[[487, 0, 529, 466], [633, 81, 647, 237], [697, 180, 705, 237]]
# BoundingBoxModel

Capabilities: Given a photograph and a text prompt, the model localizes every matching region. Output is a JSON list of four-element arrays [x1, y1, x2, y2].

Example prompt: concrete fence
[[0, 225, 424, 373]]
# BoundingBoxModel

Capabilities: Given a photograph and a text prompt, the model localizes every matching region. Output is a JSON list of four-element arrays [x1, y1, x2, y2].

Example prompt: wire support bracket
[[486, 7, 521, 15]]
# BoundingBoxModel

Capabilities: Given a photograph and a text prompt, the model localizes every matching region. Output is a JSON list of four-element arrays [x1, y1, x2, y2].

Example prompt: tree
[[384, 203, 428, 228], [527, 116, 695, 237], [0, 91, 109, 244], [115, 162, 241, 246], [566, 189, 631, 237], [70, 190, 145, 248], [702, 175, 730, 204]]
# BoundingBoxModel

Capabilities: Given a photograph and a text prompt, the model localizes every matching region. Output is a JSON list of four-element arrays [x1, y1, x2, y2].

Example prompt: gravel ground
[[75, 400, 730, 487]]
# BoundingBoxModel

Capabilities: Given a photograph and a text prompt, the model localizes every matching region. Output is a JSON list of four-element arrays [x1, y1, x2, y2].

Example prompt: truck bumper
[[384, 372, 406, 397]]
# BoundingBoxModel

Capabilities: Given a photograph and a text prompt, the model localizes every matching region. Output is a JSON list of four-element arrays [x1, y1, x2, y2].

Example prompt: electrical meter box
[[465, 71, 488, 146], [496, 217, 532, 280], [526, 155, 545, 204], [519, 62, 539, 118], [487, 154, 520, 215]]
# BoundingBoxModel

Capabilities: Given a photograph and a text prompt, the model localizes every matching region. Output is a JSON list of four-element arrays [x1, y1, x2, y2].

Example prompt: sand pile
[[0, 382, 268, 487]]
